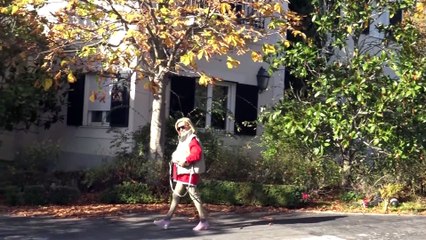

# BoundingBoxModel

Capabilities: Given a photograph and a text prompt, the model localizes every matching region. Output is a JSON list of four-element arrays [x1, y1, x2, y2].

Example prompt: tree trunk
[[148, 75, 168, 161], [340, 148, 353, 188], [341, 157, 352, 187]]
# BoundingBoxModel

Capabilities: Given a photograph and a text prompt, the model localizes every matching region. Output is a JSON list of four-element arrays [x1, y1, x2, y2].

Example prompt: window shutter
[[169, 76, 196, 118], [66, 75, 85, 126], [235, 84, 258, 136], [390, 9, 403, 26], [110, 83, 129, 127]]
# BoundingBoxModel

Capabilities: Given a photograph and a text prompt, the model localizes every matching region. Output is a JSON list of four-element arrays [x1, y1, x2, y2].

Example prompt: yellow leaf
[[263, 44, 276, 55], [160, 7, 169, 15], [347, 25, 352, 34], [89, 91, 96, 102], [11, 5, 19, 14], [292, 30, 307, 40], [198, 74, 212, 86], [67, 72, 77, 83], [60, 60, 68, 67], [43, 79, 53, 91], [0, 7, 8, 14], [274, 3, 283, 13], [284, 40, 291, 48], [180, 52, 195, 66], [251, 51, 263, 62], [226, 56, 240, 69], [220, 3, 231, 14], [197, 50, 204, 60]]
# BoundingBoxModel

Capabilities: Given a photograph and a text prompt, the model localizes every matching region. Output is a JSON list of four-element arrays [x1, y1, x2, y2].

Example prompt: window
[[66, 73, 129, 127], [86, 76, 112, 126], [193, 82, 235, 131], [170, 76, 258, 135]]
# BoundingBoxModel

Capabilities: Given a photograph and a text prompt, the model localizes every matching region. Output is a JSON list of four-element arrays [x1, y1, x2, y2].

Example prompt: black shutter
[[390, 9, 403, 26], [66, 75, 85, 126], [169, 76, 196, 118], [110, 83, 129, 127], [235, 84, 258, 136]]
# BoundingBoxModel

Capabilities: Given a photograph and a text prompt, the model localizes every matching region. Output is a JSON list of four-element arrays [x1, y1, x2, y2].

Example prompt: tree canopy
[[0, 0, 63, 131], [262, 0, 426, 191]]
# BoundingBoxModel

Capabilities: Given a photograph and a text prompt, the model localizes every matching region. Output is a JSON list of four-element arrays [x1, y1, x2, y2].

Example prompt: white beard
[[179, 129, 194, 142]]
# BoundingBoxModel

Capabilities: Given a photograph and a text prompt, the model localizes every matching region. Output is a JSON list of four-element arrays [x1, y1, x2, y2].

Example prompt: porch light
[[256, 66, 270, 92]]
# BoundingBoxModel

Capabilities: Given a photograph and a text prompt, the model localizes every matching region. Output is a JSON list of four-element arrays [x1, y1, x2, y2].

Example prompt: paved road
[[1, 211, 426, 240]]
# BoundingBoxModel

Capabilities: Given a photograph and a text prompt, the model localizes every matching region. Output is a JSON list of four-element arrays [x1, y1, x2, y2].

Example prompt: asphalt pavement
[[1, 210, 426, 240]]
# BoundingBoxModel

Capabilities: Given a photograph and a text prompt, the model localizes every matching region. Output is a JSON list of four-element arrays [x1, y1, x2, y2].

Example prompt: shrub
[[49, 185, 81, 205], [262, 184, 304, 208], [6, 141, 59, 188], [340, 191, 363, 203], [82, 153, 149, 191], [22, 185, 48, 205], [101, 182, 158, 204], [199, 180, 303, 208], [204, 148, 256, 182], [3, 185, 22, 206], [199, 180, 240, 205], [259, 131, 341, 189]]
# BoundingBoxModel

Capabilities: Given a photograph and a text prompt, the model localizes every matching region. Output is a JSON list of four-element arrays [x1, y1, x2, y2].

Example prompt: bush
[[2, 184, 81, 206], [101, 182, 159, 204], [82, 154, 147, 191], [3, 185, 22, 206], [340, 191, 363, 203], [259, 131, 341, 189], [5, 141, 59, 188], [49, 185, 81, 205], [199, 180, 303, 208], [22, 185, 48, 205], [204, 148, 256, 182]]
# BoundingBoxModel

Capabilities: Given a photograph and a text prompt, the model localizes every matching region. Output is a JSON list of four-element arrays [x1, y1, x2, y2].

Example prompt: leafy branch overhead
[[2, 0, 302, 160], [23, 0, 301, 89]]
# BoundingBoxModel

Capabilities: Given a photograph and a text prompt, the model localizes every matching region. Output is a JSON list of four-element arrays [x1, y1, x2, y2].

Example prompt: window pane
[[66, 74, 85, 126], [87, 76, 112, 111], [169, 76, 196, 119], [110, 81, 129, 127], [91, 111, 104, 123], [193, 86, 207, 128], [235, 84, 258, 135], [211, 85, 228, 129]]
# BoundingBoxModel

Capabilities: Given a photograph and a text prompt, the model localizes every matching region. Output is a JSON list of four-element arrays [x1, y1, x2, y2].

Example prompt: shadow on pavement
[[213, 213, 347, 229], [0, 213, 348, 240]]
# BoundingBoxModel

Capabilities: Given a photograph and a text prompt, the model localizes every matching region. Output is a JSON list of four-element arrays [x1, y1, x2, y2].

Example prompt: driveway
[[1, 211, 426, 240]]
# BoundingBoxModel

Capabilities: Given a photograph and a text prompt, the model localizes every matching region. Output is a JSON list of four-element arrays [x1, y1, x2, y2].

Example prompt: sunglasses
[[177, 125, 186, 131]]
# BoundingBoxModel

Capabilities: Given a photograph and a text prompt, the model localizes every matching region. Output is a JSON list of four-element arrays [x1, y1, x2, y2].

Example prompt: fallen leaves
[[1, 194, 425, 219], [0, 203, 293, 219]]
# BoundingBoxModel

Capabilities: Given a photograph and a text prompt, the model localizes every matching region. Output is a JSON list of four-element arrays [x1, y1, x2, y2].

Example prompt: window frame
[[66, 73, 129, 128], [203, 81, 236, 133], [169, 76, 258, 136]]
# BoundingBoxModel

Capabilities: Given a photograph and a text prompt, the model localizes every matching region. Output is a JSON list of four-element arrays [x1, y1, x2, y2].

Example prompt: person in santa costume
[[154, 117, 208, 231]]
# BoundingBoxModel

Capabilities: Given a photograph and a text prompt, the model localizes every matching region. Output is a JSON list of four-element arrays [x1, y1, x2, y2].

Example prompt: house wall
[[0, 54, 279, 169], [0, 72, 153, 170]]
